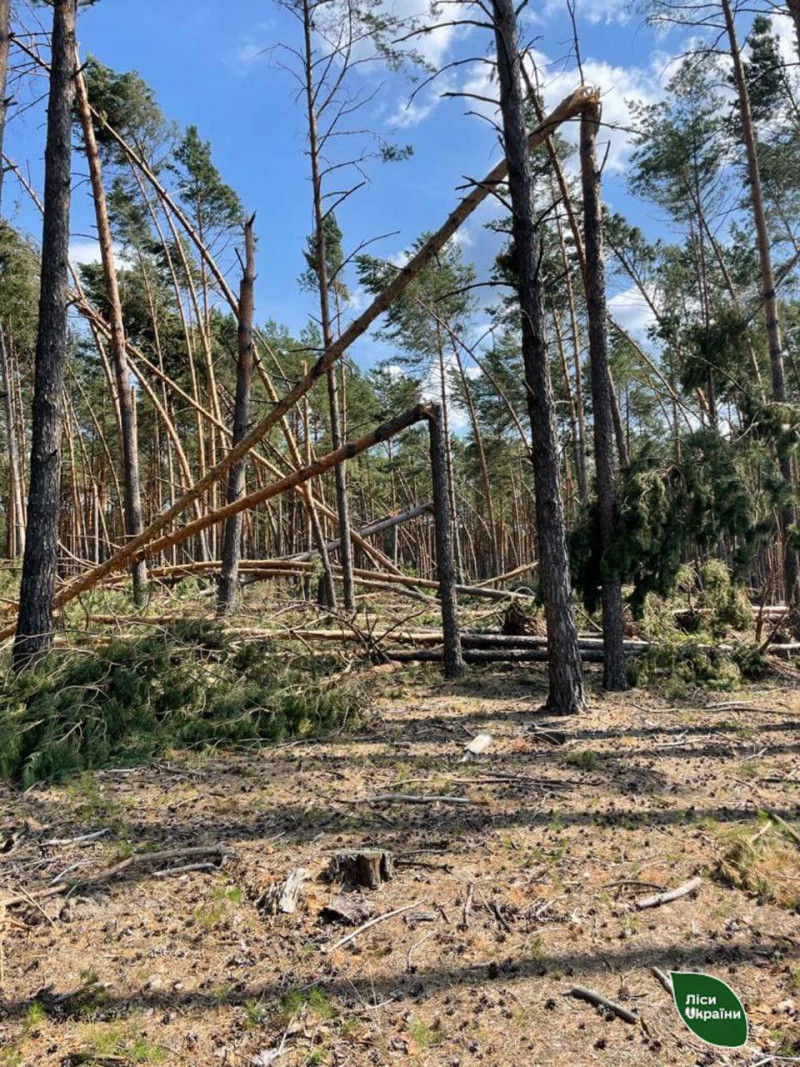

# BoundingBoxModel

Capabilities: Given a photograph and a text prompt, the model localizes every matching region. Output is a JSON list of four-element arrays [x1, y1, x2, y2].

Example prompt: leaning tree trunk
[[722, 0, 799, 605], [217, 215, 256, 616], [13, 0, 77, 670], [491, 0, 585, 714], [580, 100, 627, 692], [74, 62, 148, 605]]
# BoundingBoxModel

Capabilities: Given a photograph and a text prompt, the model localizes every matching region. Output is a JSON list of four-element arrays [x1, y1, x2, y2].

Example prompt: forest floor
[[1, 662, 799, 1066]]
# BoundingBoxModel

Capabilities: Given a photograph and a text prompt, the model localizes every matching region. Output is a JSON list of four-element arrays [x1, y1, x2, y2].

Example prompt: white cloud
[[458, 47, 665, 175], [542, 0, 632, 25], [69, 239, 130, 269], [69, 239, 104, 267], [608, 284, 657, 341]]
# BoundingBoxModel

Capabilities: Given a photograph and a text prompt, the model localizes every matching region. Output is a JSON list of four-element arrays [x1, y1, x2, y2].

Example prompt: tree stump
[[258, 866, 309, 915], [327, 850, 394, 890]]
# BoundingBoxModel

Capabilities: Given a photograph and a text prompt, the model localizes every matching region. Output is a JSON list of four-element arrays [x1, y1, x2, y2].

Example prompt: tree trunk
[[74, 63, 148, 605], [13, 0, 76, 669], [302, 0, 356, 613], [788, 0, 800, 62], [0, 327, 25, 556], [491, 0, 585, 714], [722, 0, 799, 605], [0, 0, 10, 207], [580, 100, 628, 692], [428, 403, 464, 679], [217, 216, 256, 615]]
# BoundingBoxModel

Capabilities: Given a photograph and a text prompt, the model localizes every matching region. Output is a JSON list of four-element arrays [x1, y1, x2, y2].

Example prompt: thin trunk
[[580, 100, 627, 692], [491, 0, 585, 714], [722, 0, 798, 604], [452, 346, 499, 576], [0, 0, 10, 207], [428, 403, 464, 679], [217, 216, 256, 615], [13, 0, 76, 669], [75, 63, 148, 605], [302, 0, 355, 613], [437, 328, 463, 580], [0, 327, 25, 555]]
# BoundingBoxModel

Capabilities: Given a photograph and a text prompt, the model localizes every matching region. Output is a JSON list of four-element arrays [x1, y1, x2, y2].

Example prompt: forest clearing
[[1, 0, 800, 1063]]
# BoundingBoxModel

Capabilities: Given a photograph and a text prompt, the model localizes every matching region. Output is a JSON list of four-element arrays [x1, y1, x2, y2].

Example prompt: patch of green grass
[[244, 999, 266, 1029], [77, 1024, 166, 1064], [23, 1001, 45, 1033], [408, 1018, 445, 1051], [280, 987, 334, 1023], [563, 750, 602, 773]]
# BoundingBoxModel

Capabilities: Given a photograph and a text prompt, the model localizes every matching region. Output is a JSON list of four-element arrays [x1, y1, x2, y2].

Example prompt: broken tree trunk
[[258, 867, 309, 915], [284, 503, 432, 562], [217, 215, 256, 617], [580, 98, 627, 692], [11, 89, 589, 629], [0, 407, 432, 642], [428, 403, 465, 679], [387, 648, 607, 664]]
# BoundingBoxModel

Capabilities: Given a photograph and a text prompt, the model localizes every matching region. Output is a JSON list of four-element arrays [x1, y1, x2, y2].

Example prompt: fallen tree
[[0, 88, 593, 635]]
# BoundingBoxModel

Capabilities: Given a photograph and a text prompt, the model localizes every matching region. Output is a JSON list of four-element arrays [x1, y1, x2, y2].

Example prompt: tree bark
[[74, 62, 148, 605], [579, 100, 628, 691], [0, 0, 10, 207], [0, 327, 25, 556], [302, 0, 356, 613], [217, 215, 256, 616], [428, 403, 465, 679], [491, 0, 585, 714], [13, 0, 76, 669], [722, 0, 799, 605]]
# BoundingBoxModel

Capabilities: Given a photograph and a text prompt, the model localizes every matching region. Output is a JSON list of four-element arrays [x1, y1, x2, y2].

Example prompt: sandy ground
[[1, 663, 799, 1066]]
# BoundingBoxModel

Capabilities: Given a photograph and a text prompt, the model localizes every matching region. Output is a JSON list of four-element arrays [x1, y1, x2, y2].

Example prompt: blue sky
[[5, 0, 791, 372]]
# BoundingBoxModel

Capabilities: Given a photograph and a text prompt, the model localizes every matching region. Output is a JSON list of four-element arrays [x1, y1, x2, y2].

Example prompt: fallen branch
[[338, 793, 480, 806], [650, 967, 674, 996], [635, 876, 702, 910], [324, 900, 423, 953], [565, 986, 638, 1024], [2, 845, 226, 908]]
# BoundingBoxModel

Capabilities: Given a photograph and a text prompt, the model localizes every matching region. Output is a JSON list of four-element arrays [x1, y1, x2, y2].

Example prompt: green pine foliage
[[571, 430, 760, 617], [0, 622, 369, 787]]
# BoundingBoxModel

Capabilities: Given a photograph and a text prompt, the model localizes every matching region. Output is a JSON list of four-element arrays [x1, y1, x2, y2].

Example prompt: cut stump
[[327, 850, 394, 890]]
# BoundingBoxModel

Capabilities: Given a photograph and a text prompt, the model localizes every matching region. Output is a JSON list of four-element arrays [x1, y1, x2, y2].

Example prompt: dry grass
[[1, 660, 800, 1065]]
